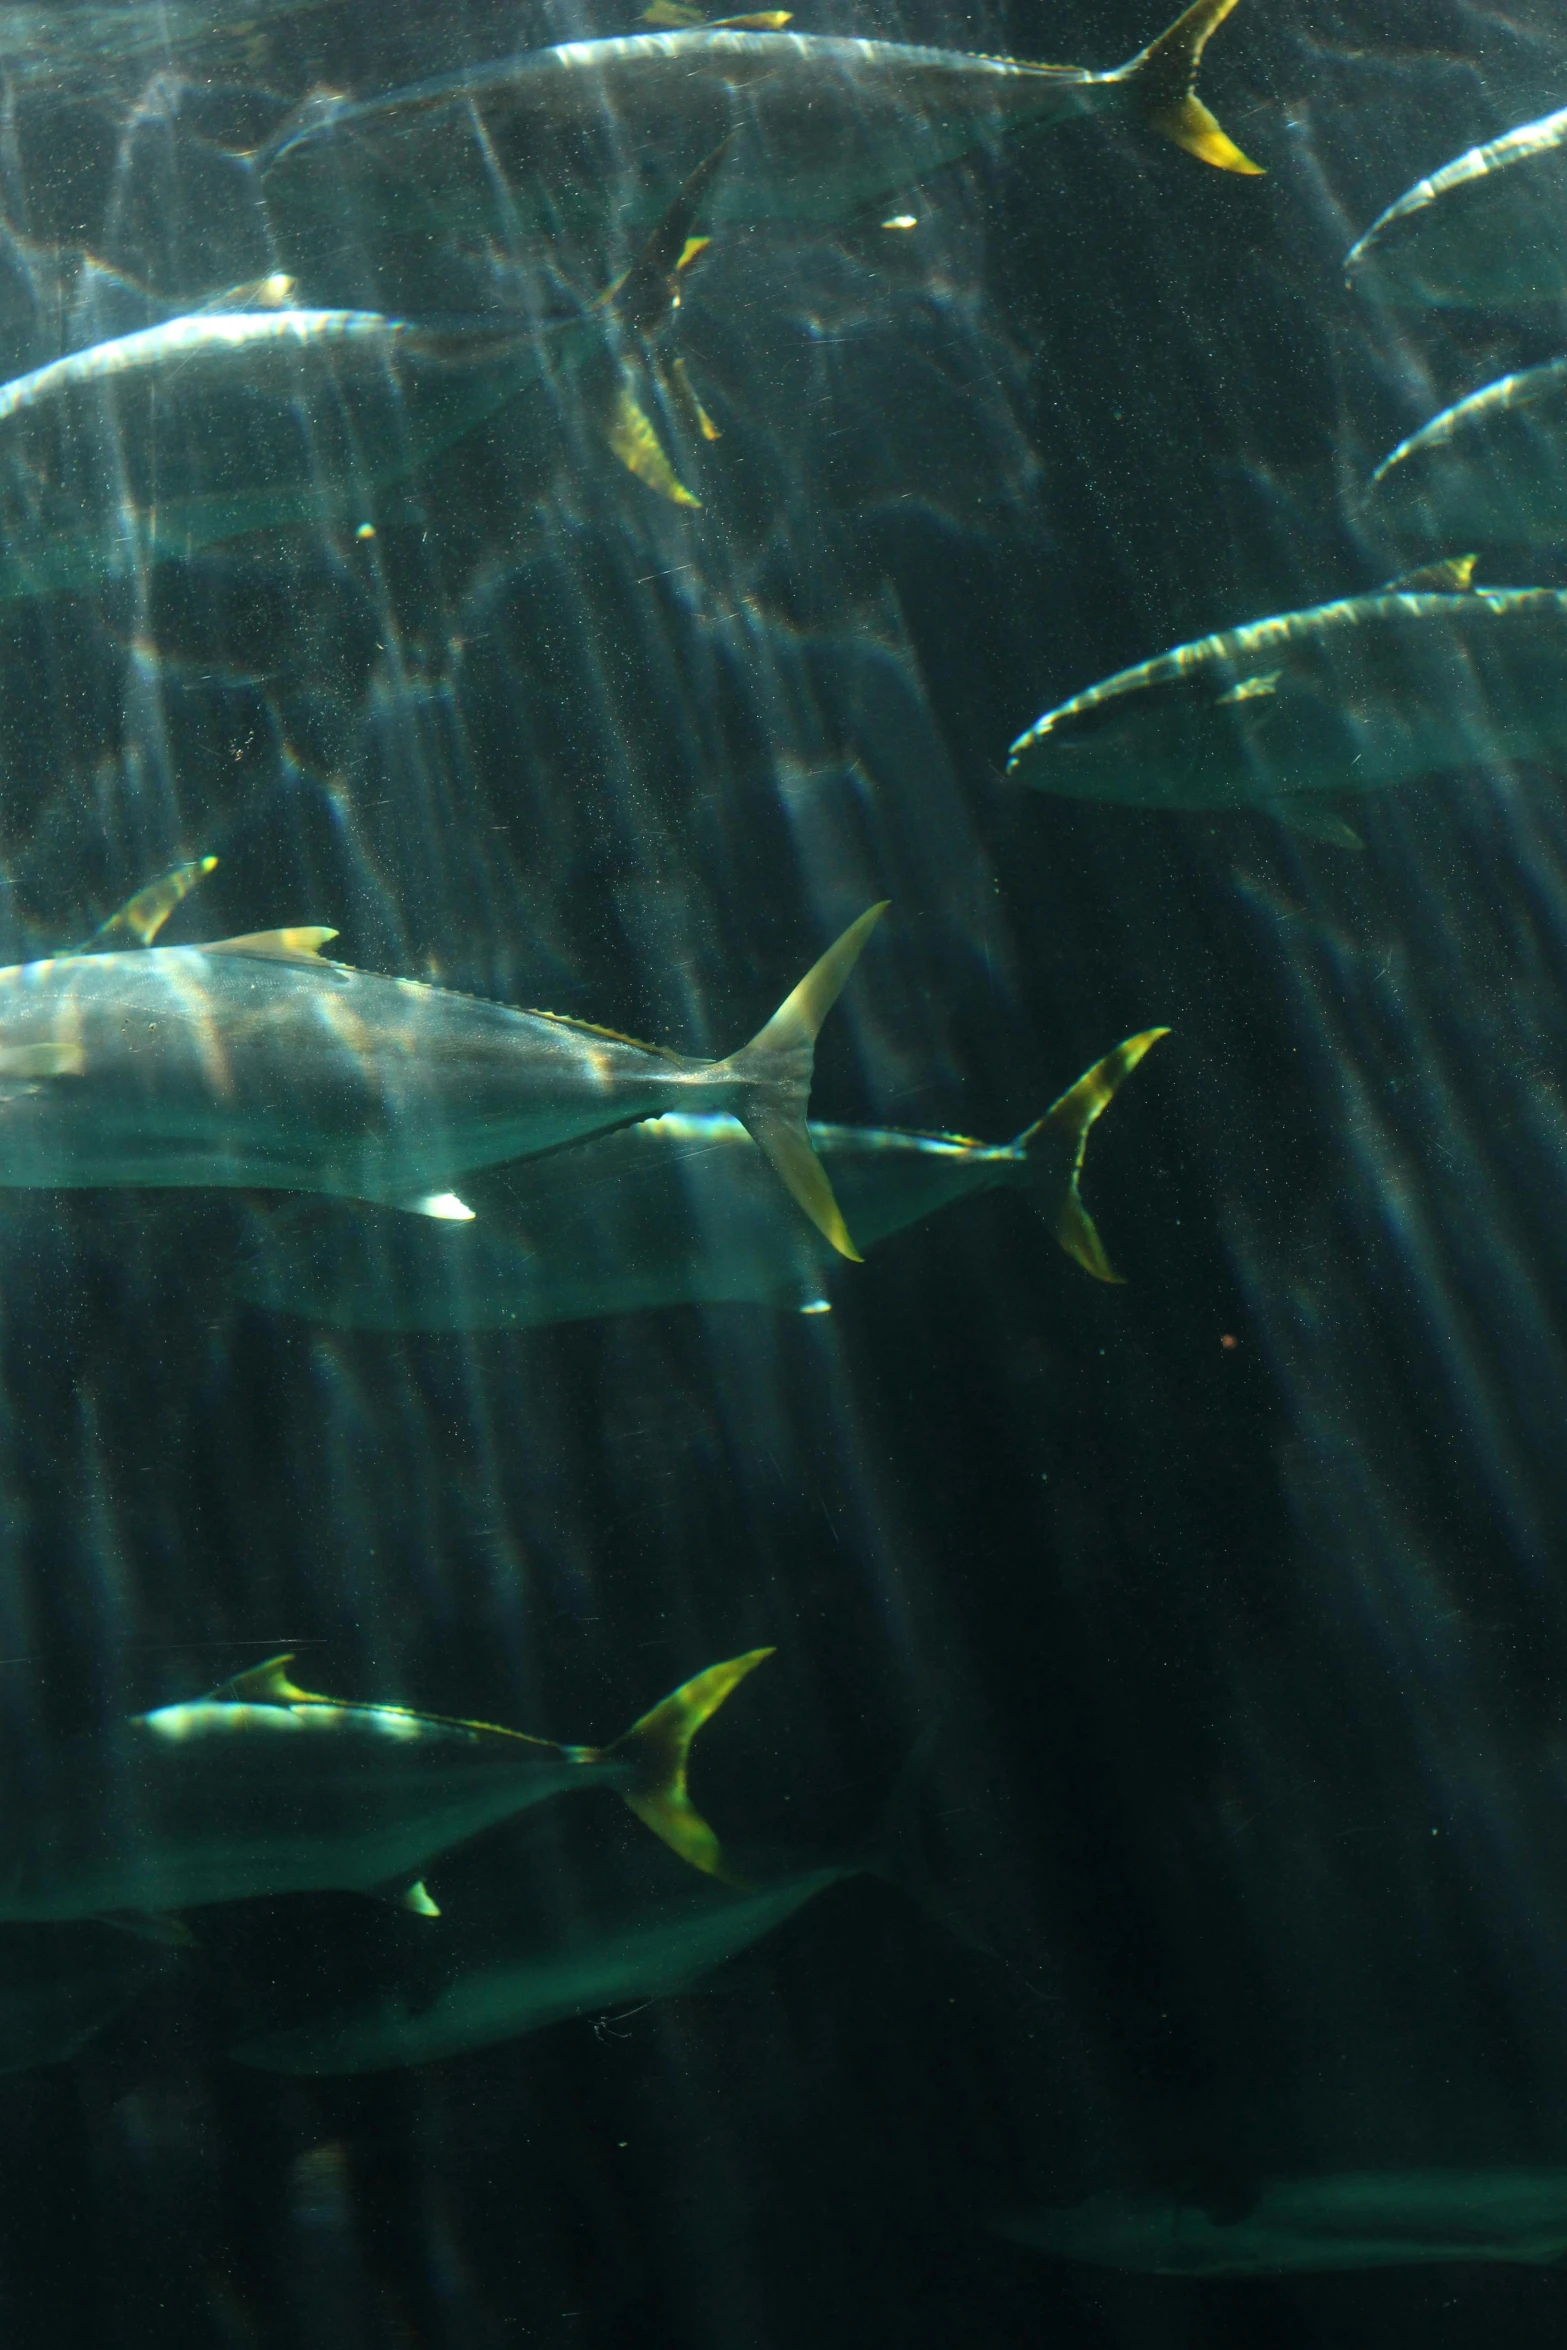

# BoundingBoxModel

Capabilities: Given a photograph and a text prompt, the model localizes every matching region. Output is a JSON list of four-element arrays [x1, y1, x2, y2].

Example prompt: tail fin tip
[[733, 902, 889, 1260], [613, 1647, 774, 1882], [1023, 1027, 1170, 1283], [1132, 0, 1264, 177]]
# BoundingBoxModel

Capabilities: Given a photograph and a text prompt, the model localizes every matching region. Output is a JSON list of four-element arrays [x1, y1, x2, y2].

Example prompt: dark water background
[[0, 0, 1564, 2341]]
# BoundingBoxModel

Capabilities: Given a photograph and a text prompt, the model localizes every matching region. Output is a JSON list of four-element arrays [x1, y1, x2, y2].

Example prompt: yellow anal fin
[[0, 1041, 84, 1079], [607, 377, 702, 507], [1129, 0, 1264, 176], [610, 1648, 774, 1882], [199, 926, 340, 964], [84, 855, 217, 952], [1016, 1029, 1170, 1284]]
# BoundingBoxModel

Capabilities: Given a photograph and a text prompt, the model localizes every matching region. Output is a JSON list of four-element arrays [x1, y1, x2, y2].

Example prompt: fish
[[0, 901, 885, 1257], [1007, 568, 1567, 844], [0, 149, 726, 608], [995, 2171, 1567, 2274], [0, 1647, 773, 1925], [1362, 359, 1567, 550], [260, 0, 1261, 252], [0, 1921, 176, 2073], [231, 1030, 1167, 1331], [1346, 109, 1567, 309], [229, 1797, 858, 2075]]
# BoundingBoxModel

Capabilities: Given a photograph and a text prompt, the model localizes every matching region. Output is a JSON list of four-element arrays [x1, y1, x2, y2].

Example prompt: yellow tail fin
[[611, 1648, 774, 1881], [1013, 1029, 1169, 1283], [1127, 0, 1264, 176], [724, 903, 888, 1261]]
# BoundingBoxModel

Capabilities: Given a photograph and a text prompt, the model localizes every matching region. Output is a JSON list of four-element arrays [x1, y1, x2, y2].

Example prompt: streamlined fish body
[[0, 146, 730, 602], [262, 0, 1259, 248], [997, 2171, 1567, 2275], [1008, 584, 1567, 836], [1363, 358, 1567, 549], [1346, 109, 1567, 309], [234, 1031, 1166, 1330], [233, 1806, 848, 2074], [0, 1649, 770, 1923], [0, 907, 883, 1256]]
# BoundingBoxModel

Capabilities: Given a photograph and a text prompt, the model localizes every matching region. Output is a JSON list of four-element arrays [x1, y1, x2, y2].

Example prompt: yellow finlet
[[610, 1648, 774, 1882], [606, 377, 702, 508], [200, 927, 341, 964], [399, 1879, 441, 1917], [1131, 0, 1264, 176], [1022, 1028, 1170, 1283]]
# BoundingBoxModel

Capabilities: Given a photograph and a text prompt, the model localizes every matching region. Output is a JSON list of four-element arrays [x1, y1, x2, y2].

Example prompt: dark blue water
[[0, 0, 1563, 2342]]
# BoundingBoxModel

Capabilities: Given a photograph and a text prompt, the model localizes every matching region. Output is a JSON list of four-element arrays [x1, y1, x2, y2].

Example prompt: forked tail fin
[[610, 1648, 774, 1882], [720, 903, 888, 1261], [1011, 1029, 1169, 1283], [1123, 0, 1263, 176]]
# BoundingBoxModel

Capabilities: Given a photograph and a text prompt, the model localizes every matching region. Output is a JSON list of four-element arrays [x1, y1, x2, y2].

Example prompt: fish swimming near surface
[[230, 1795, 864, 2075], [1007, 565, 1567, 845], [995, 2170, 1567, 2274], [260, 0, 1260, 256], [0, 146, 726, 607], [232, 1030, 1167, 1331], [0, 901, 885, 1257], [0, 1647, 772, 1925], [1362, 359, 1567, 551], [1346, 109, 1567, 309]]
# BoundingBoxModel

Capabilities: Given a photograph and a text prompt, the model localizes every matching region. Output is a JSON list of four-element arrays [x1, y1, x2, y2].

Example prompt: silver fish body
[[0, 911, 880, 1258], [233, 1805, 850, 2075], [996, 2171, 1567, 2275], [0, 303, 622, 603], [261, 3, 1259, 248], [1363, 358, 1567, 549], [0, 1650, 767, 1921], [234, 1027, 1165, 1329], [1008, 588, 1567, 822], [1346, 108, 1567, 309]]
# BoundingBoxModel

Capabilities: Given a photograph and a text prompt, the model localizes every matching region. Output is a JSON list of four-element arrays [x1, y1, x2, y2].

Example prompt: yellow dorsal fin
[[199, 927, 340, 964], [213, 1653, 318, 1706], [85, 855, 218, 952], [1382, 554, 1478, 594]]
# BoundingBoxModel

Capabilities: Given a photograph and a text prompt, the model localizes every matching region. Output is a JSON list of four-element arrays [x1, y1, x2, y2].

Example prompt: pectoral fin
[[0, 1042, 84, 1078]]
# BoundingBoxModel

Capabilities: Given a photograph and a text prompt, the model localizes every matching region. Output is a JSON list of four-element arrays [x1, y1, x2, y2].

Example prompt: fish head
[[1008, 655, 1295, 811]]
